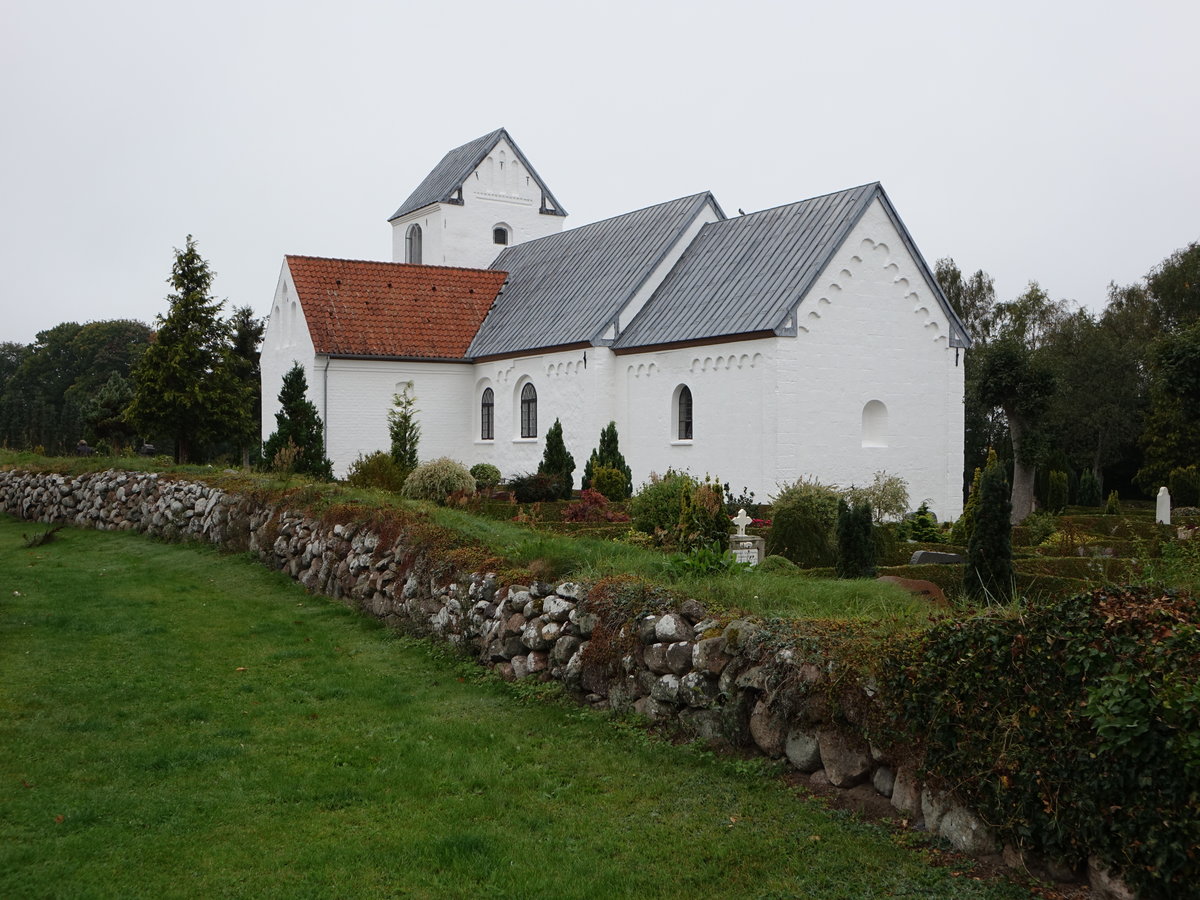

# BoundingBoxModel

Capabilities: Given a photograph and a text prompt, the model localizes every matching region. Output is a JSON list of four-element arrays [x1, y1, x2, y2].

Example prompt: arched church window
[[405, 224, 422, 264], [862, 400, 888, 447], [676, 385, 693, 440], [481, 388, 494, 440], [493, 225, 510, 246], [520, 383, 537, 438]]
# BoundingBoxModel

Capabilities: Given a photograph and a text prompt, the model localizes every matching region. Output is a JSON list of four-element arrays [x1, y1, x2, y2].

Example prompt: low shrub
[[400, 458, 476, 504], [590, 465, 628, 502], [677, 475, 729, 552], [562, 489, 630, 523], [757, 554, 801, 575], [1168, 465, 1200, 507], [629, 470, 693, 540], [469, 463, 502, 493], [765, 476, 840, 567], [665, 541, 747, 578], [508, 472, 564, 504], [345, 450, 409, 492], [899, 502, 942, 543], [1105, 490, 1122, 515]]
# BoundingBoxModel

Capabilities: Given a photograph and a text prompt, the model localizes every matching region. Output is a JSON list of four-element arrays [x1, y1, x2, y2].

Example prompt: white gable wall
[[774, 198, 964, 519], [261, 264, 320, 450], [390, 138, 565, 269]]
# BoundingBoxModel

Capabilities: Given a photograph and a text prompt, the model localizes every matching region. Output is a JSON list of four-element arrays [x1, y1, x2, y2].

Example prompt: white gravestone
[[1157, 486, 1171, 525], [729, 508, 764, 565]]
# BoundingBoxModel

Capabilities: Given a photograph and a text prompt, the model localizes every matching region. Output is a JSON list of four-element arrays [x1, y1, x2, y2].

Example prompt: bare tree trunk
[[1006, 409, 1036, 524]]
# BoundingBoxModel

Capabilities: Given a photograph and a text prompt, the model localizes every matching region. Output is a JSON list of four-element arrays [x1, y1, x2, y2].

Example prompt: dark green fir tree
[[965, 462, 1013, 605], [836, 499, 876, 579], [583, 421, 633, 498], [262, 362, 333, 480], [537, 418, 575, 499]]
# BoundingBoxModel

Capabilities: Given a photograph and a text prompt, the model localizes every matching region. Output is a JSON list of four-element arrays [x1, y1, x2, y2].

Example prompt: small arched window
[[493, 225, 509, 246], [520, 383, 537, 438], [677, 385, 693, 440], [481, 388, 494, 440], [862, 400, 888, 447], [405, 224, 422, 264]]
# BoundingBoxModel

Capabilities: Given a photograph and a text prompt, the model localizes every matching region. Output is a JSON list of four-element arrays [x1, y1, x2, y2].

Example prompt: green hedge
[[878, 588, 1200, 898]]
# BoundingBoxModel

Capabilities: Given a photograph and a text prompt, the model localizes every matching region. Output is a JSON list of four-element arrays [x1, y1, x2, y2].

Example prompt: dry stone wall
[[0, 468, 1128, 897]]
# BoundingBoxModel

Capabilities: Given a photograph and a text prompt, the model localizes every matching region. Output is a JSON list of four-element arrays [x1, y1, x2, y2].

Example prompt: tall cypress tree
[[537, 418, 575, 499], [583, 421, 633, 498], [262, 363, 332, 480], [836, 499, 876, 578], [965, 461, 1014, 605], [126, 236, 247, 463]]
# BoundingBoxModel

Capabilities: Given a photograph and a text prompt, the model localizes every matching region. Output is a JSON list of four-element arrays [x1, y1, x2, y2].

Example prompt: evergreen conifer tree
[[836, 499, 876, 578], [537, 418, 575, 499], [262, 362, 333, 480], [583, 421, 633, 498], [965, 461, 1013, 605], [388, 382, 420, 471], [126, 236, 247, 462]]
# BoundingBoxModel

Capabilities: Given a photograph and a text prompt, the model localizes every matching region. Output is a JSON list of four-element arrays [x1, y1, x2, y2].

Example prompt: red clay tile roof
[[286, 256, 507, 359]]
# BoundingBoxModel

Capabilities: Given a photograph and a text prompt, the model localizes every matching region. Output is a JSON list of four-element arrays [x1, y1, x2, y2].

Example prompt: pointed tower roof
[[388, 128, 567, 222]]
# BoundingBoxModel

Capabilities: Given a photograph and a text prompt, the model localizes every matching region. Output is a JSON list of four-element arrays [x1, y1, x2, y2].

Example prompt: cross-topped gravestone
[[732, 508, 752, 536]]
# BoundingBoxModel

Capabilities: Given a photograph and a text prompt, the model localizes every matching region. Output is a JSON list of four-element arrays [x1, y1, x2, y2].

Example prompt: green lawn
[[0, 516, 1029, 899]]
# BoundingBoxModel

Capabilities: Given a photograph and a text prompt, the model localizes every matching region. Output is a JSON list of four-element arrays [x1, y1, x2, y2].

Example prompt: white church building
[[262, 128, 969, 518]]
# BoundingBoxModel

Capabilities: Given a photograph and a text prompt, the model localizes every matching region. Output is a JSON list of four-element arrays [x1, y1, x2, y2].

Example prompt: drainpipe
[[322, 356, 331, 453]]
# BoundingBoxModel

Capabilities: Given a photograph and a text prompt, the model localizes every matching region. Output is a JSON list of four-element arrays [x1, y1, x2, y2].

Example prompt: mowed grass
[[0, 517, 1026, 899]]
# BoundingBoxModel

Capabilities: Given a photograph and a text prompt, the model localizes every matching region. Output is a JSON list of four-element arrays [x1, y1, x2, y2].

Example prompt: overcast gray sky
[[2, 0, 1196, 345]]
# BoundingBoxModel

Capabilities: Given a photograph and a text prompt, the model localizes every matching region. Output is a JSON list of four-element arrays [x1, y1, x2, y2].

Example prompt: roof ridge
[[729, 182, 881, 221], [286, 254, 504, 275]]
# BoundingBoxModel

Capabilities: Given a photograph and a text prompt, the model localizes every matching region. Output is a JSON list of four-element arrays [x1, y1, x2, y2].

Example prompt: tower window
[[493, 225, 509, 246], [520, 383, 537, 438], [481, 388, 494, 440], [405, 224, 422, 264]]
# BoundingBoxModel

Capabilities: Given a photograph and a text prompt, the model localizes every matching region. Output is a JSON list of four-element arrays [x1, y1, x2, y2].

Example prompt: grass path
[[0, 517, 1027, 899]]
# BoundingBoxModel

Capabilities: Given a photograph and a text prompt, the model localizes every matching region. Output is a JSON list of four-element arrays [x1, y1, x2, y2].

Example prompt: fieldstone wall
[[0, 468, 1130, 897]]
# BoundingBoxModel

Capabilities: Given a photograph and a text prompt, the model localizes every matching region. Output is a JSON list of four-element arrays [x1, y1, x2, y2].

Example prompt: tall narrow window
[[677, 385, 693, 440], [481, 388, 494, 440], [405, 224, 422, 264], [520, 383, 537, 438]]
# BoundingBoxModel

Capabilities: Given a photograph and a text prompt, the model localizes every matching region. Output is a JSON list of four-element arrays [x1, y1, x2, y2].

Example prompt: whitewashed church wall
[[468, 347, 611, 487], [617, 338, 778, 494], [773, 198, 965, 520], [323, 359, 475, 479], [261, 264, 319, 449], [390, 138, 565, 270]]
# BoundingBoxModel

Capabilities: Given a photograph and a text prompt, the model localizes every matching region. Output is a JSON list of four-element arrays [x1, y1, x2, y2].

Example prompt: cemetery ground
[[0, 518, 1043, 900]]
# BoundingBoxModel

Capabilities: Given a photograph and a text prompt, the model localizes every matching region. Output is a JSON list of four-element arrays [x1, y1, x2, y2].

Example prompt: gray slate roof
[[388, 128, 567, 222], [466, 192, 720, 359], [613, 182, 970, 350]]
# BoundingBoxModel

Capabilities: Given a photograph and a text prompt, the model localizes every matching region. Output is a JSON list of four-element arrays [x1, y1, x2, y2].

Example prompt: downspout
[[322, 355, 331, 453]]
